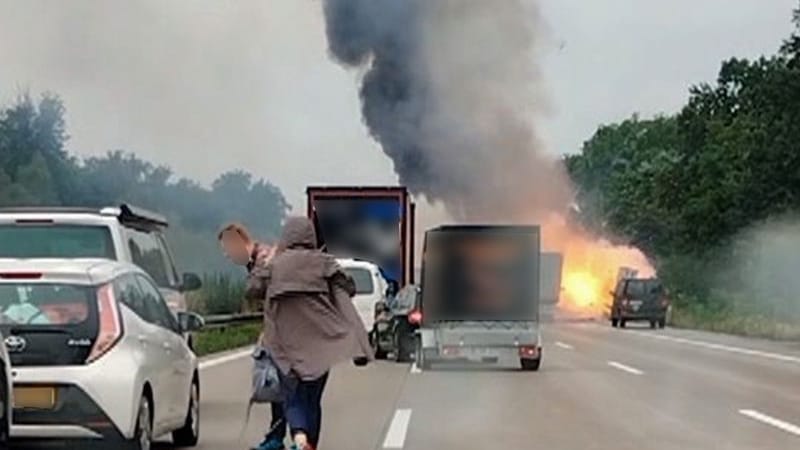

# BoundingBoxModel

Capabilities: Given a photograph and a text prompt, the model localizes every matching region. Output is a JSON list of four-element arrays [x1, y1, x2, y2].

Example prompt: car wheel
[[130, 395, 152, 450], [521, 356, 541, 371], [620, 319, 627, 328], [172, 377, 200, 446], [658, 318, 667, 329], [370, 330, 388, 360], [611, 318, 619, 328], [394, 324, 414, 363], [0, 370, 8, 448], [649, 320, 657, 329]]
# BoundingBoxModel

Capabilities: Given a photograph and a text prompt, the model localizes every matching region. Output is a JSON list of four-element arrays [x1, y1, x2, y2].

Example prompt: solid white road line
[[554, 341, 574, 350], [629, 331, 800, 365], [199, 348, 252, 370], [410, 362, 422, 374], [739, 409, 800, 437], [383, 408, 413, 449], [607, 361, 644, 375]]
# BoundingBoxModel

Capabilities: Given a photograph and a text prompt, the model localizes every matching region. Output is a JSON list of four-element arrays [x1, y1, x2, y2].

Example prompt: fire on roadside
[[542, 216, 655, 315]]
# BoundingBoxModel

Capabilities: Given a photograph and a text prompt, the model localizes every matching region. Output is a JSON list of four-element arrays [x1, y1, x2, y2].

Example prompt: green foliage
[[567, 4, 800, 329], [193, 323, 261, 357], [186, 273, 247, 315], [0, 92, 291, 275]]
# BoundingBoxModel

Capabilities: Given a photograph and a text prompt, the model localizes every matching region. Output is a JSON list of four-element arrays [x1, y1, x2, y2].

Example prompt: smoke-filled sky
[[0, 0, 796, 210]]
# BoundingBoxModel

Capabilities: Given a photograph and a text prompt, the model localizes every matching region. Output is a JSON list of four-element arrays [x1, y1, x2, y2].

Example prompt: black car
[[373, 284, 422, 362], [610, 278, 669, 328]]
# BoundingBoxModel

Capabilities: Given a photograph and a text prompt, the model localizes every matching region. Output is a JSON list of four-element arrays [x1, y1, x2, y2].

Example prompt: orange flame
[[542, 215, 654, 315]]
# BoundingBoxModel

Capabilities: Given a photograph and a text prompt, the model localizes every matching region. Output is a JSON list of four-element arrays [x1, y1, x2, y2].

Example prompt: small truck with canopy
[[416, 225, 543, 371]]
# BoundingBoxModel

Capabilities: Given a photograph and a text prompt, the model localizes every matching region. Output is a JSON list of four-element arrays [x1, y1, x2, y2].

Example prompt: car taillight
[[519, 346, 539, 358], [408, 309, 422, 325], [87, 284, 123, 364]]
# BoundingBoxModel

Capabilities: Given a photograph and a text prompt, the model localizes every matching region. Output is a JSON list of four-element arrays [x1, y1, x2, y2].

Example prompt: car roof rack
[[0, 204, 168, 228], [105, 204, 169, 228]]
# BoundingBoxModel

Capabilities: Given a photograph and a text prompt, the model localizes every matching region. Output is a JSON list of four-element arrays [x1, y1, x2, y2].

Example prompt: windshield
[[0, 225, 115, 259], [0, 283, 93, 326], [344, 268, 374, 295]]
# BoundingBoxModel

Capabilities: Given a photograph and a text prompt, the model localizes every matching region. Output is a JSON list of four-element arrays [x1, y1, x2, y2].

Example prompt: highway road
[[175, 322, 800, 449]]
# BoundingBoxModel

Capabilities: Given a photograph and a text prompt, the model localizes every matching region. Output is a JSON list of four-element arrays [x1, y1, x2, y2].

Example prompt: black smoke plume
[[322, 0, 570, 221]]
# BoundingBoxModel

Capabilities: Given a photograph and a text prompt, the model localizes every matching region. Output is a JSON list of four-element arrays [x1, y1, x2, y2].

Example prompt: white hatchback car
[[338, 258, 389, 333], [0, 259, 203, 449]]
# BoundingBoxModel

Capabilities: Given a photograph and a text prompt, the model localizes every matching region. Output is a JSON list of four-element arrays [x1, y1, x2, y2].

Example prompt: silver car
[[0, 259, 203, 449]]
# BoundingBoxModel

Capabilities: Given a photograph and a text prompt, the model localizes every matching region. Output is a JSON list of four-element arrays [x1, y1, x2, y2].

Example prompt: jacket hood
[[279, 216, 317, 250]]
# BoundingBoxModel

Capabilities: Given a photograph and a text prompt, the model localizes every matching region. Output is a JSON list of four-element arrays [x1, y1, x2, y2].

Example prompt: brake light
[[87, 284, 122, 363], [519, 346, 539, 358], [408, 309, 422, 325], [0, 272, 42, 280]]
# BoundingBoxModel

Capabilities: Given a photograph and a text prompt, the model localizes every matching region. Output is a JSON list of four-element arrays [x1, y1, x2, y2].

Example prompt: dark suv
[[373, 284, 422, 362], [610, 278, 669, 329]]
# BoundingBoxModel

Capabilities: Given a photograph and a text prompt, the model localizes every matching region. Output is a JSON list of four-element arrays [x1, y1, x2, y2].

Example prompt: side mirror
[[177, 311, 205, 332], [181, 272, 202, 292]]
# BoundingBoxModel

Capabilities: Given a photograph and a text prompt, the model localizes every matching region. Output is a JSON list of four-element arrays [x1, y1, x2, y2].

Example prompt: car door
[[135, 274, 192, 427], [113, 274, 173, 432]]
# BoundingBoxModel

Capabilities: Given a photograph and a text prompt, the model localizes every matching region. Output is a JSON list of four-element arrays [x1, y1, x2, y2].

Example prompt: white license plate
[[630, 301, 643, 311]]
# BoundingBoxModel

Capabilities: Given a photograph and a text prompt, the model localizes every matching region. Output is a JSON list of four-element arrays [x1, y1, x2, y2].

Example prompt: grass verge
[[193, 322, 261, 357], [670, 304, 800, 341]]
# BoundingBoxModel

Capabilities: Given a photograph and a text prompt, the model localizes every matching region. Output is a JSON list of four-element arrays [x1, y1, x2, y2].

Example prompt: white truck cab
[[337, 258, 388, 332]]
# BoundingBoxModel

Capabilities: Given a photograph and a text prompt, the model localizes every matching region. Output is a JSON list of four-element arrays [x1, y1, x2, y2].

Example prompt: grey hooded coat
[[245, 217, 374, 381]]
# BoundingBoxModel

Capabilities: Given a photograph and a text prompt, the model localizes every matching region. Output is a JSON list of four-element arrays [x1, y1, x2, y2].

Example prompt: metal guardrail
[[202, 312, 262, 329]]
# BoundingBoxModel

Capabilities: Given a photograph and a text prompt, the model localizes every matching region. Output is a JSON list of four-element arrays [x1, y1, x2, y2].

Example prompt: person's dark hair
[[217, 222, 252, 242]]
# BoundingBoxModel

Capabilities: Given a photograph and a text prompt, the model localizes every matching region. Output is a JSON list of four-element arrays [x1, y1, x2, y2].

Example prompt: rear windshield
[[0, 283, 94, 326], [0, 225, 115, 259], [344, 268, 375, 295], [625, 280, 663, 297]]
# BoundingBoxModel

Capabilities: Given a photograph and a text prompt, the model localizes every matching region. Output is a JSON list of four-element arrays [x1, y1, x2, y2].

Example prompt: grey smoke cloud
[[322, 0, 571, 221]]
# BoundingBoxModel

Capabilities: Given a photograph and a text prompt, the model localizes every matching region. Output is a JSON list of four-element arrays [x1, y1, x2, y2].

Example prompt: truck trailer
[[306, 186, 416, 287], [416, 225, 543, 371]]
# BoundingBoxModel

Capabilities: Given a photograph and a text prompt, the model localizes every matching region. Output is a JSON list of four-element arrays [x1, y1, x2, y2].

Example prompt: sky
[[0, 0, 797, 210]]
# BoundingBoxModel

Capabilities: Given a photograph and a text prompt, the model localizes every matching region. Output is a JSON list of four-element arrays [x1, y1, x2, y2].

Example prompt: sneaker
[[252, 438, 285, 450]]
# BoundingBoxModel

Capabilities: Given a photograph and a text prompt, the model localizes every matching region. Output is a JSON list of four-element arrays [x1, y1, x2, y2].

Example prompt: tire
[[0, 369, 8, 449], [658, 318, 667, 329], [620, 319, 627, 328], [370, 329, 388, 360], [394, 323, 414, 363], [521, 357, 541, 371], [172, 377, 200, 447], [649, 320, 657, 329], [129, 394, 153, 450], [611, 318, 619, 328]]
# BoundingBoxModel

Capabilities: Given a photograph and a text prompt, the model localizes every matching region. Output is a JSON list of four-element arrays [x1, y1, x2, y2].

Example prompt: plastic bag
[[251, 346, 283, 404]]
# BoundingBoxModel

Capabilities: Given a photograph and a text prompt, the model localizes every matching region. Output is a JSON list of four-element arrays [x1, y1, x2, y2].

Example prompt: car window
[[625, 280, 647, 297], [154, 234, 180, 286], [125, 228, 172, 288], [0, 224, 115, 259], [114, 274, 151, 321], [135, 274, 179, 333], [344, 267, 375, 295], [0, 283, 93, 326]]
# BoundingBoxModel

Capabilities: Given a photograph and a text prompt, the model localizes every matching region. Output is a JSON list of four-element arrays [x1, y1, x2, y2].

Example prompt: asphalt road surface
[[171, 322, 799, 449]]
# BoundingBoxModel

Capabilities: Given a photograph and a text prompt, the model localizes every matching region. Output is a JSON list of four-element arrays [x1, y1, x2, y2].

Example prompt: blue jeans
[[285, 372, 329, 448], [266, 402, 286, 442]]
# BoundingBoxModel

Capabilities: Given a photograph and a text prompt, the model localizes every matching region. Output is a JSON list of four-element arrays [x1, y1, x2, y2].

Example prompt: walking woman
[[246, 217, 373, 450]]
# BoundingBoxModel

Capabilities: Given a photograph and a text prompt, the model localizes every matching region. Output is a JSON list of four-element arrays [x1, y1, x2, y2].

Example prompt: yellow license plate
[[14, 386, 57, 409]]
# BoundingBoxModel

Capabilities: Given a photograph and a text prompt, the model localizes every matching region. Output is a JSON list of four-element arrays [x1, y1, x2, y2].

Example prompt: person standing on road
[[218, 223, 287, 450], [246, 216, 373, 450]]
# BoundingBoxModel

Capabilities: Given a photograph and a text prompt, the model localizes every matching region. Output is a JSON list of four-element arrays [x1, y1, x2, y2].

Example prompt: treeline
[[566, 5, 800, 334], [0, 93, 290, 275]]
